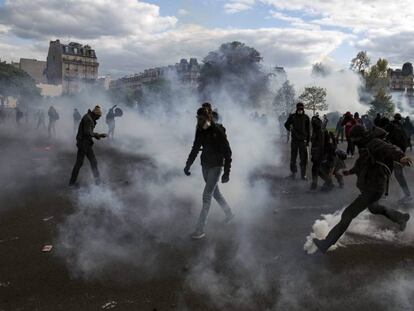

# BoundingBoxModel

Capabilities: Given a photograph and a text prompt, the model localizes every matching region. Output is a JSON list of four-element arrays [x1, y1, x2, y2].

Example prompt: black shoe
[[313, 238, 330, 253], [398, 213, 410, 231], [69, 182, 79, 189], [320, 184, 334, 192], [310, 183, 317, 191], [286, 173, 296, 180]]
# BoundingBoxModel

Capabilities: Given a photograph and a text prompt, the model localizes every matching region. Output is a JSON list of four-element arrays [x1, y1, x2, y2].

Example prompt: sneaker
[[191, 229, 205, 240], [313, 238, 330, 254], [224, 212, 235, 224], [301, 175, 308, 181], [398, 196, 413, 204], [398, 213, 410, 231]]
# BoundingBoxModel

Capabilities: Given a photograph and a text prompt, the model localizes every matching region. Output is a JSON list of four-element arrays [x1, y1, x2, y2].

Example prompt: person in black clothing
[[403, 116, 414, 151], [69, 105, 107, 187], [106, 105, 118, 139], [386, 113, 412, 203], [310, 115, 335, 191], [48, 106, 59, 138], [335, 116, 344, 143], [15, 107, 23, 126], [374, 113, 382, 127], [73, 108, 81, 134], [313, 125, 411, 253], [284, 102, 310, 180], [184, 106, 234, 239]]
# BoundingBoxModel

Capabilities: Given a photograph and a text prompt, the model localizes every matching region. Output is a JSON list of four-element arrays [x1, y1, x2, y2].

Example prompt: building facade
[[389, 62, 414, 94], [46, 40, 99, 94], [12, 58, 47, 84], [109, 58, 201, 92]]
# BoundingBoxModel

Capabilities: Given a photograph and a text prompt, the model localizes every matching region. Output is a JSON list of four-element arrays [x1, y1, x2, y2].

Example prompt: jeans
[[394, 165, 411, 197], [69, 141, 100, 185], [290, 140, 308, 177], [323, 191, 406, 247], [196, 166, 232, 231]]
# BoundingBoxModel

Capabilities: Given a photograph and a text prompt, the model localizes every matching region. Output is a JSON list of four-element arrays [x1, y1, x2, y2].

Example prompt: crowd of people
[[2, 100, 413, 253], [283, 103, 413, 253]]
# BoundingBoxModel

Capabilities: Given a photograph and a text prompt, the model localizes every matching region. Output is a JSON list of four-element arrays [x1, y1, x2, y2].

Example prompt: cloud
[[224, 0, 256, 14], [0, 0, 348, 76], [0, 0, 177, 39], [178, 8, 190, 16]]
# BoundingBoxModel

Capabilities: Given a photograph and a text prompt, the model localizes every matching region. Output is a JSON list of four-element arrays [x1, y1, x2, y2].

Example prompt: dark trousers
[[290, 140, 308, 176], [336, 129, 344, 143], [394, 165, 411, 197], [346, 138, 355, 156], [324, 191, 405, 247], [312, 161, 333, 186], [69, 142, 100, 185]]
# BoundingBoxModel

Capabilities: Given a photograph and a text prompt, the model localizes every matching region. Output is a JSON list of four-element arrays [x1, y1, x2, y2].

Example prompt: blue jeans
[[196, 166, 232, 231]]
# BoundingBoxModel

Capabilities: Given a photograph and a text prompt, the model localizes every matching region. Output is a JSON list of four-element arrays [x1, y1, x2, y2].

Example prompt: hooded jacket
[[186, 122, 232, 175], [284, 112, 310, 142], [386, 120, 408, 152], [349, 127, 404, 193], [76, 110, 99, 145], [311, 117, 335, 163]]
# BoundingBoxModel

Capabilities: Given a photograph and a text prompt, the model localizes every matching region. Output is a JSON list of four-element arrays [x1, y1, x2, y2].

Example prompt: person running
[[284, 103, 310, 180], [184, 106, 234, 240], [313, 125, 411, 253], [69, 105, 107, 187]]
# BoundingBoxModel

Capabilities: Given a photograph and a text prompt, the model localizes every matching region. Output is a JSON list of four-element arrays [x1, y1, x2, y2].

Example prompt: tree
[[273, 80, 296, 114], [198, 41, 267, 107], [364, 58, 389, 93], [312, 62, 331, 77], [367, 88, 395, 119], [298, 86, 327, 115], [350, 51, 370, 73], [0, 62, 41, 102]]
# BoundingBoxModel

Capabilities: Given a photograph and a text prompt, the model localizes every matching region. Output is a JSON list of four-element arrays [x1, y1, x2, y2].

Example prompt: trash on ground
[[42, 245, 53, 252], [102, 301, 117, 309]]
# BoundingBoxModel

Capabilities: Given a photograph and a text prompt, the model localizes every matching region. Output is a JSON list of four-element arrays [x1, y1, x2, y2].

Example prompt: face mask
[[297, 110, 304, 115], [202, 120, 211, 130]]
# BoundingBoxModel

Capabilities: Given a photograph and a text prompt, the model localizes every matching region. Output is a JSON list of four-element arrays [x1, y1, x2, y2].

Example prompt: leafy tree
[[350, 51, 370, 73], [365, 58, 390, 93], [0, 62, 41, 105], [198, 41, 267, 107], [312, 62, 331, 77], [273, 80, 296, 114], [367, 88, 395, 119], [298, 86, 327, 115]]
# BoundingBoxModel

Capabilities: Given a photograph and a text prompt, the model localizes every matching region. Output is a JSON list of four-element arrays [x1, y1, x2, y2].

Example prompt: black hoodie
[[186, 123, 232, 175], [350, 127, 404, 193]]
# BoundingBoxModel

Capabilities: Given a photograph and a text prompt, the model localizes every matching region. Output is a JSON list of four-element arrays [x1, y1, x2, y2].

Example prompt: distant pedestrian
[[73, 108, 81, 134], [48, 106, 59, 138], [284, 103, 310, 180]]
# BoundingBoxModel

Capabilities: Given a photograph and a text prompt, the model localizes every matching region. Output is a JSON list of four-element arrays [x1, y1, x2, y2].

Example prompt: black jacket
[[76, 111, 99, 145], [311, 129, 335, 164], [349, 127, 404, 193], [386, 120, 408, 152], [186, 123, 232, 175], [284, 113, 310, 142]]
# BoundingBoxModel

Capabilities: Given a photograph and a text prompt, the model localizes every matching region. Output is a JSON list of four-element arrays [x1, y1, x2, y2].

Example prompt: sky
[[0, 0, 413, 77]]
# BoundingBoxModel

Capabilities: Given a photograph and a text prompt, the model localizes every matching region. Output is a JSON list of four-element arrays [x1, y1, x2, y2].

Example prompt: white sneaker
[[191, 229, 205, 240]]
